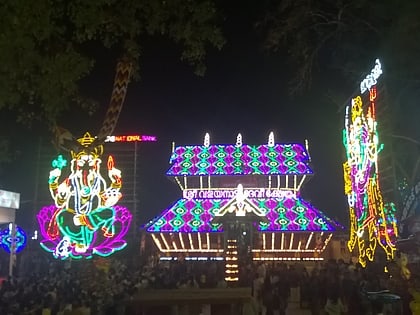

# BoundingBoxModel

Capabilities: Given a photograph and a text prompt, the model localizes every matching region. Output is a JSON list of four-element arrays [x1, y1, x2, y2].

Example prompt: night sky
[[89, 6, 348, 226], [3, 3, 350, 230]]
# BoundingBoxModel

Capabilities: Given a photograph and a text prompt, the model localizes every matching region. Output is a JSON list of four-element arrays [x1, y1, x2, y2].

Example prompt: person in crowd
[[307, 269, 322, 315], [323, 289, 347, 315], [261, 274, 274, 315]]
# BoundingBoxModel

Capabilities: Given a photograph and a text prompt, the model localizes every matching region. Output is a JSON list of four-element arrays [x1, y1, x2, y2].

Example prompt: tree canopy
[[0, 0, 225, 127], [258, 0, 420, 209], [259, 0, 420, 93]]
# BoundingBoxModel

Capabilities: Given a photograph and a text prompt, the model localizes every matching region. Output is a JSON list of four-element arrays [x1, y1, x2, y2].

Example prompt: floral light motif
[[37, 132, 132, 259], [0, 224, 27, 253]]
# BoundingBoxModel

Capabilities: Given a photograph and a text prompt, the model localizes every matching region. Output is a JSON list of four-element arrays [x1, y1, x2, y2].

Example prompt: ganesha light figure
[[37, 132, 132, 259]]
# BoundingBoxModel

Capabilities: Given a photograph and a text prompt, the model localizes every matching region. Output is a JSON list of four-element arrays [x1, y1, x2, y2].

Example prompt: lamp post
[[8, 222, 16, 277], [0, 189, 20, 278]]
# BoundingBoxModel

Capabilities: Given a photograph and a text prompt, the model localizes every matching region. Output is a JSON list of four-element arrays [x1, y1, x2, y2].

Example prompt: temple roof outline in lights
[[145, 195, 342, 233], [145, 133, 342, 234], [167, 143, 313, 176]]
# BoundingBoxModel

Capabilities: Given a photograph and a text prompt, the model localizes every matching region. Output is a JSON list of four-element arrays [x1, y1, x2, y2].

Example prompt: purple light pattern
[[146, 196, 339, 233], [37, 204, 132, 258], [167, 144, 313, 176]]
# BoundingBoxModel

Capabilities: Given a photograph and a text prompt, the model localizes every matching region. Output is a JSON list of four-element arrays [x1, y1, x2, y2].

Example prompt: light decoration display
[[146, 133, 341, 262], [167, 143, 313, 176], [0, 224, 27, 253], [146, 189, 335, 233], [343, 59, 398, 267], [360, 59, 383, 94], [214, 184, 266, 217], [225, 239, 239, 282], [37, 132, 132, 259], [183, 188, 297, 199]]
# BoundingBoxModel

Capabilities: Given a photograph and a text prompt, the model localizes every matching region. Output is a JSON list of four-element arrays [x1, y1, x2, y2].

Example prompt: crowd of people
[[0, 251, 415, 315], [250, 258, 411, 315], [0, 252, 231, 315]]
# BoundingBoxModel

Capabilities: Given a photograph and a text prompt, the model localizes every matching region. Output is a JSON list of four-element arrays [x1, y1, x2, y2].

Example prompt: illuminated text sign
[[105, 135, 157, 143], [183, 188, 295, 200]]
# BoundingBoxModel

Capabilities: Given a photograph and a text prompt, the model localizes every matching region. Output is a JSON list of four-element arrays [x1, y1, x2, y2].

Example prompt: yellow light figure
[[343, 86, 397, 267]]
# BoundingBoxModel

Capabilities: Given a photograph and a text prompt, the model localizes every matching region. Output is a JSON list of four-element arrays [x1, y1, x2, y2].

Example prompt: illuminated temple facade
[[145, 133, 341, 266]]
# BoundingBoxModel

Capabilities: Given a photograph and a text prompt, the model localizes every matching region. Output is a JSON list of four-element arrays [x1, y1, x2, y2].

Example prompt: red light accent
[[370, 86, 377, 120], [369, 86, 377, 102], [115, 136, 126, 142], [107, 156, 115, 170]]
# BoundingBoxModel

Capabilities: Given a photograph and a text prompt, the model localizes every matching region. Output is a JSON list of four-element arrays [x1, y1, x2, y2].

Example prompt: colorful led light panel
[[0, 225, 27, 253], [379, 202, 398, 242], [166, 144, 313, 176], [343, 83, 397, 267], [40, 133, 133, 260], [257, 198, 337, 231], [146, 196, 338, 233], [146, 199, 226, 233]]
